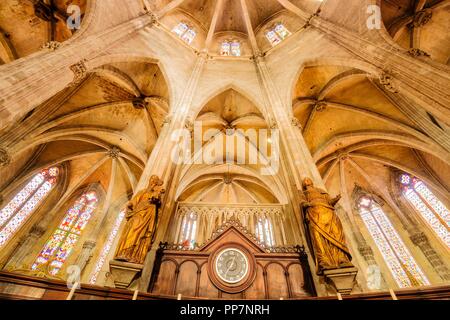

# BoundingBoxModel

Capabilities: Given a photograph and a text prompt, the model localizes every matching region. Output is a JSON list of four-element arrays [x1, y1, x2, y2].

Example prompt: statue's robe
[[304, 187, 352, 274]]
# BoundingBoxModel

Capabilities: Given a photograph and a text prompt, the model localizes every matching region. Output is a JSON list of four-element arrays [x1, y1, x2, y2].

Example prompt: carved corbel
[[291, 117, 302, 129], [162, 115, 172, 127], [303, 9, 321, 29], [410, 9, 432, 28], [378, 72, 399, 94], [0, 147, 11, 167], [41, 41, 61, 51], [69, 59, 88, 87], [407, 48, 430, 58]]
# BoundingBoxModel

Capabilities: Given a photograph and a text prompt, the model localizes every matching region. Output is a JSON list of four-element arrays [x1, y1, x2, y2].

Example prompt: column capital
[[358, 244, 374, 258], [410, 231, 428, 246], [83, 240, 97, 249], [378, 72, 399, 94], [407, 48, 431, 58], [69, 59, 89, 87], [410, 9, 432, 28], [162, 115, 173, 127], [41, 41, 62, 51], [303, 9, 321, 29], [0, 147, 11, 167], [29, 225, 46, 238], [291, 117, 302, 129]]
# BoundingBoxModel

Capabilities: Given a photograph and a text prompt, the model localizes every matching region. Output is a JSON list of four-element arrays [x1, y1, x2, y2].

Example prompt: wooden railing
[[0, 271, 449, 300]]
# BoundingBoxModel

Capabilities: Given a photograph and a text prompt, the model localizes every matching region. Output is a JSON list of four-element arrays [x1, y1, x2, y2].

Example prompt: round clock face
[[215, 248, 249, 284]]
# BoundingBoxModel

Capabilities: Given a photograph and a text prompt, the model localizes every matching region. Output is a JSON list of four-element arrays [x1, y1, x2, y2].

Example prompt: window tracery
[[0, 167, 60, 247], [357, 196, 429, 288], [32, 191, 99, 275], [399, 173, 449, 247]]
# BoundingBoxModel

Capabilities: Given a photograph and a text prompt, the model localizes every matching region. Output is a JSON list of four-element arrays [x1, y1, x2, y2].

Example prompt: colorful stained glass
[[32, 191, 98, 275], [172, 22, 197, 45], [220, 41, 241, 56], [182, 29, 196, 44], [400, 173, 449, 248], [230, 41, 241, 56], [266, 30, 281, 46], [0, 168, 59, 248], [266, 24, 290, 46], [0, 174, 45, 227], [89, 210, 126, 284], [172, 22, 189, 37], [221, 41, 231, 56], [359, 198, 429, 288], [274, 24, 291, 39]]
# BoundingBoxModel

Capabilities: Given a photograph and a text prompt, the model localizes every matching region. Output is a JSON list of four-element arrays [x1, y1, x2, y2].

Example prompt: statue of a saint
[[301, 178, 353, 274], [114, 175, 165, 264]]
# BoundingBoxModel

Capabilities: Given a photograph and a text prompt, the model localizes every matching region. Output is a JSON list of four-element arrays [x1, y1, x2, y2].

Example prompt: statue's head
[[148, 175, 160, 188], [302, 177, 314, 189]]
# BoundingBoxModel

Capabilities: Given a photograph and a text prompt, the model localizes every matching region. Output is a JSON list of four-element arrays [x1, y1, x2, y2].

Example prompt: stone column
[[75, 154, 118, 276], [0, 13, 157, 129], [253, 54, 324, 190], [73, 240, 96, 274], [110, 53, 208, 290], [251, 53, 358, 295], [3, 225, 45, 270], [409, 231, 450, 281]]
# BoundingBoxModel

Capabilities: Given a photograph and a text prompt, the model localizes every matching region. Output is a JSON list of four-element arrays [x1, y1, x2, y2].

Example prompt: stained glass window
[[221, 41, 231, 56], [255, 217, 275, 247], [172, 22, 189, 37], [89, 209, 125, 284], [400, 173, 449, 247], [0, 167, 59, 247], [358, 196, 429, 288], [178, 212, 197, 249], [172, 22, 196, 44], [266, 30, 282, 46], [231, 42, 241, 56], [274, 23, 291, 39], [220, 41, 241, 56], [266, 23, 291, 46], [32, 191, 98, 275]]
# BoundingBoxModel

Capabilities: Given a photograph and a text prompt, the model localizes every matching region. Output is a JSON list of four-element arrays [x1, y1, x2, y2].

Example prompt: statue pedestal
[[323, 267, 358, 295], [109, 260, 143, 289]]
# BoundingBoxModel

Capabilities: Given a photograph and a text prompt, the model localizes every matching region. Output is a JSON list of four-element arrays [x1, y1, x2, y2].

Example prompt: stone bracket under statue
[[109, 175, 165, 289], [301, 178, 358, 295]]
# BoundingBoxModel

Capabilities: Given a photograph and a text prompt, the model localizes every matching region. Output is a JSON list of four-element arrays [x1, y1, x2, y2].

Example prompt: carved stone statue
[[115, 175, 165, 264], [301, 178, 353, 275]]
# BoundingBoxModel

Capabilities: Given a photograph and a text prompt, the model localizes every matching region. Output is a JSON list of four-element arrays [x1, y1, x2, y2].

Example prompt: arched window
[[358, 196, 429, 288], [399, 173, 449, 247], [0, 167, 60, 247], [172, 22, 196, 44], [265, 23, 291, 46], [178, 212, 197, 249], [89, 209, 125, 284], [220, 40, 241, 56], [32, 190, 99, 275], [255, 217, 275, 247]]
